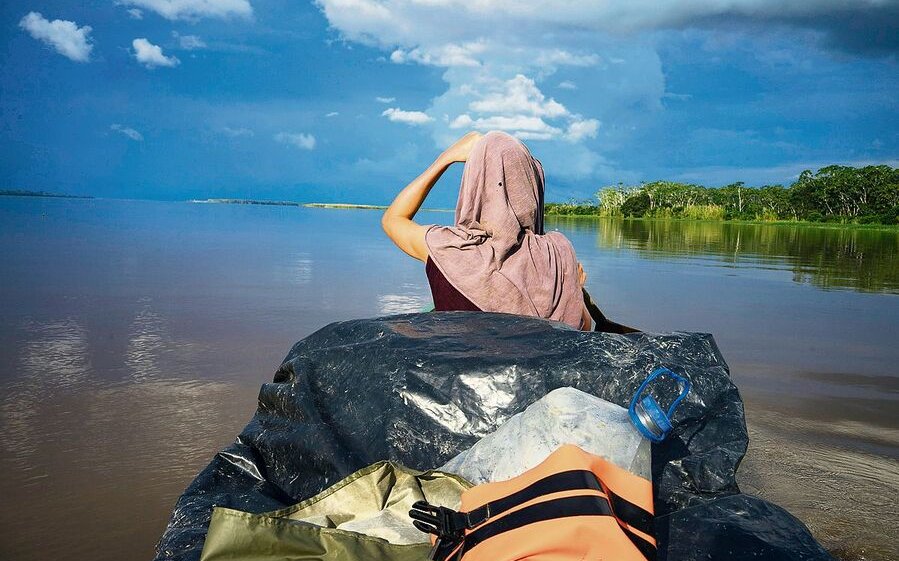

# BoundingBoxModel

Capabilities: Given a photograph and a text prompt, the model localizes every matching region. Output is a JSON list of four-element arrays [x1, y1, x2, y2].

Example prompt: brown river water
[[1, 197, 896, 560]]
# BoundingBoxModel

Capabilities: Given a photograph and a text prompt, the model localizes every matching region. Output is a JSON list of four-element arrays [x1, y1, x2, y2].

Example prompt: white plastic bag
[[439, 387, 651, 484]]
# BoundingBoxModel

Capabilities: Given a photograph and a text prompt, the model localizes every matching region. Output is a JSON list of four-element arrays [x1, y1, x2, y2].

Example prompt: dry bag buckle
[[628, 366, 691, 443], [410, 500, 489, 561], [410, 500, 466, 560]]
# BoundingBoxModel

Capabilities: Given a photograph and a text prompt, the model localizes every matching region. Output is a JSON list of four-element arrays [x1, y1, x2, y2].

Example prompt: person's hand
[[441, 131, 483, 164], [578, 262, 587, 287]]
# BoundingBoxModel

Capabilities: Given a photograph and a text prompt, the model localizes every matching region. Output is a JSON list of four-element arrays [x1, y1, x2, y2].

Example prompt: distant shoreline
[[191, 199, 452, 212], [1, 189, 92, 199], [304, 202, 387, 210]]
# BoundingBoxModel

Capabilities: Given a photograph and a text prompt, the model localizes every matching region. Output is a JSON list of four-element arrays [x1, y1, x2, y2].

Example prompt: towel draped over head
[[425, 131, 585, 329]]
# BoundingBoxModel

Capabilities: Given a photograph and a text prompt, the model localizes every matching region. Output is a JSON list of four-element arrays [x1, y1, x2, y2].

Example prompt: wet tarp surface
[[155, 311, 833, 561]]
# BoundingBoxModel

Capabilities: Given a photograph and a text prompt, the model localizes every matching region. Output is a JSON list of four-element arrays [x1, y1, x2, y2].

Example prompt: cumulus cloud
[[127, 8, 144, 19], [315, 0, 896, 182], [19, 12, 93, 62], [382, 107, 434, 125], [132, 38, 180, 68], [172, 31, 206, 49], [314, 0, 653, 178], [390, 41, 485, 67], [375, 96, 396, 103], [119, 0, 252, 20], [450, 114, 561, 140], [325, 111, 339, 117], [110, 124, 144, 141], [447, 75, 598, 142], [274, 132, 316, 150], [469, 75, 567, 118], [565, 119, 599, 142]]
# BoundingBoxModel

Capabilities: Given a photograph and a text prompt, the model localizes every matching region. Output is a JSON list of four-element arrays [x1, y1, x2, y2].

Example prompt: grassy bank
[[544, 211, 899, 230]]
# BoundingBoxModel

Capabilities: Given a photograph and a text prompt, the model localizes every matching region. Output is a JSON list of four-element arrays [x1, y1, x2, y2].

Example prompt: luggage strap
[[409, 469, 655, 561]]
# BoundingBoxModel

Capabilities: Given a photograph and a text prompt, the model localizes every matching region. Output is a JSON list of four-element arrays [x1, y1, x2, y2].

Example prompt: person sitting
[[381, 130, 592, 331]]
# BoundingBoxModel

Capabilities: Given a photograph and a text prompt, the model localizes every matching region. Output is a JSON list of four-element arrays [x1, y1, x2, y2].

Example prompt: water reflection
[[1, 375, 256, 560], [274, 252, 314, 285], [378, 285, 430, 315], [0, 319, 94, 470], [548, 217, 899, 293], [19, 319, 92, 389], [126, 304, 170, 382]]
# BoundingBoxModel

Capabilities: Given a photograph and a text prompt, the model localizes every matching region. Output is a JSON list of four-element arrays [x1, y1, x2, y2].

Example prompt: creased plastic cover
[[154, 311, 833, 561]]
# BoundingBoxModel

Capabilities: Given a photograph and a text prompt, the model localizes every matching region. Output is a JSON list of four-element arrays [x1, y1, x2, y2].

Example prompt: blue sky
[[1, 1, 897, 205]]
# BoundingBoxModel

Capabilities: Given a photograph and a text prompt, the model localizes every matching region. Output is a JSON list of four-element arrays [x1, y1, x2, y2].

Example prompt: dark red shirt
[[426, 257, 481, 311]]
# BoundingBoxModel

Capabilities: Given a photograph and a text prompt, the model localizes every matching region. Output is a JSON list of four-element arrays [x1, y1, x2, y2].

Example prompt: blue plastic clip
[[628, 367, 691, 443]]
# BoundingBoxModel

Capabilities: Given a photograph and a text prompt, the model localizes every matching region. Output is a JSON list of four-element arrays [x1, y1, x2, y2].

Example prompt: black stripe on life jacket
[[460, 494, 657, 560], [416, 469, 656, 561], [463, 469, 602, 526], [467, 469, 653, 538]]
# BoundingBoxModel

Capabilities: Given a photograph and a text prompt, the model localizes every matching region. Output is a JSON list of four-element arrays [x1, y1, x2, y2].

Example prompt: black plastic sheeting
[[155, 312, 834, 561]]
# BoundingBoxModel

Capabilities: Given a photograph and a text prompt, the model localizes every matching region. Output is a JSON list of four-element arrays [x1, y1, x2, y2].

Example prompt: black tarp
[[154, 312, 834, 561]]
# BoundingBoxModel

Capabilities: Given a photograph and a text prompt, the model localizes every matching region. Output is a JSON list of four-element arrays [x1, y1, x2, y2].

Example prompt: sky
[[1, 0, 897, 205]]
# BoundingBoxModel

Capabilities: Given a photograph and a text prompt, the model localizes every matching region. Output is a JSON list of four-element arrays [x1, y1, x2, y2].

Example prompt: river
[[1, 197, 896, 560]]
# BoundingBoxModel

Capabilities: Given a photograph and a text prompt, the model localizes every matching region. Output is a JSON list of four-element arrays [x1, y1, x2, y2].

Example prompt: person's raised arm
[[381, 131, 481, 262]]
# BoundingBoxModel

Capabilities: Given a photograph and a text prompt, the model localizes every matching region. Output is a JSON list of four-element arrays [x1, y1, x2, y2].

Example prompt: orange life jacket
[[411, 444, 656, 561]]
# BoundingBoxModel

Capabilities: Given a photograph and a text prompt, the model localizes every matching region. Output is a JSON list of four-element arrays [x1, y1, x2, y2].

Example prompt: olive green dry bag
[[200, 461, 470, 561]]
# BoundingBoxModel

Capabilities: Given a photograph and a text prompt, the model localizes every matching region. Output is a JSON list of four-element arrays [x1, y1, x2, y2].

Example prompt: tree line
[[545, 165, 899, 225]]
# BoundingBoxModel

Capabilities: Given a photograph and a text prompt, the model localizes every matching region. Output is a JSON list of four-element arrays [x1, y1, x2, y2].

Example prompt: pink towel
[[425, 131, 584, 329]]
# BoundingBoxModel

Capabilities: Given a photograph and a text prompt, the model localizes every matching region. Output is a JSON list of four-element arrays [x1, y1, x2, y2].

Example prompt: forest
[[545, 165, 899, 225]]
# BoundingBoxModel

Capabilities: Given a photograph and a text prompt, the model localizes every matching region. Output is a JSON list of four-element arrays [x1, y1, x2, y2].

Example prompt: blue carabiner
[[628, 367, 691, 443]]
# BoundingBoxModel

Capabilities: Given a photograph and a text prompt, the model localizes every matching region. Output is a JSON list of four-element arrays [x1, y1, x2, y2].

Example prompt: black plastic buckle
[[410, 500, 486, 561], [410, 500, 468, 538]]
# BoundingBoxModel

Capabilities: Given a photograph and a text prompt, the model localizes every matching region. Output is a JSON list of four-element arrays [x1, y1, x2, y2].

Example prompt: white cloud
[[119, 0, 252, 20], [390, 41, 485, 67], [173, 32, 206, 49], [110, 124, 144, 141], [446, 75, 598, 143], [316, 0, 652, 178], [382, 107, 434, 125], [19, 12, 93, 62], [315, 0, 677, 179], [221, 126, 254, 137], [469, 75, 567, 118], [375, 96, 396, 103], [325, 111, 339, 117], [565, 119, 599, 142], [450, 114, 561, 140], [127, 8, 144, 19], [534, 49, 599, 68], [132, 38, 180, 68], [274, 132, 316, 150]]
